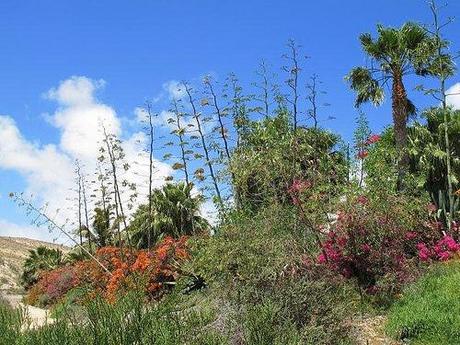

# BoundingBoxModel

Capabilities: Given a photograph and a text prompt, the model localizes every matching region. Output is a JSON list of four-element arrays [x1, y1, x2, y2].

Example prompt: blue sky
[[0, 0, 459, 243]]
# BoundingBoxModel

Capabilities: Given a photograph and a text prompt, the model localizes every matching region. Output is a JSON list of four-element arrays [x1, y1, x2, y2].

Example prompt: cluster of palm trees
[[128, 182, 209, 249], [88, 182, 208, 250]]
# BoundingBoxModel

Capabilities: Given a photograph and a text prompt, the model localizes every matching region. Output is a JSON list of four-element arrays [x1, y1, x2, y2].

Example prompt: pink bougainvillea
[[416, 235, 460, 262], [366, 134, 381, 145]]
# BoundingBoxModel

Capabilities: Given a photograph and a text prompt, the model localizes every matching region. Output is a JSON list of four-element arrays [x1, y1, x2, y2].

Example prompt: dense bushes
[[26, 236, 189, 306], [315, 192, 458, 304], [231, 114, 347, 210], [187, 205, 358, 344], [0, 293, 226, 345]]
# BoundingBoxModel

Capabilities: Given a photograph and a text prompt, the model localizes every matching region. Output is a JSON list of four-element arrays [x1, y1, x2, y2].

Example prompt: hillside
[[0, 236, 70, 292]]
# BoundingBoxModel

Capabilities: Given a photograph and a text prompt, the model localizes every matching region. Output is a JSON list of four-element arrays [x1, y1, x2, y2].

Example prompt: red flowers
[[356, 133, 380, 160], [427, 203, 438, 214], [288, 179, 312, 205], [288, 179, 311, 194]]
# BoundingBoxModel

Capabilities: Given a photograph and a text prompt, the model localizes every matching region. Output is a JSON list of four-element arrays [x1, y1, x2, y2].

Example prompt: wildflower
[[357, 195, 368, 205], [288, 179, 312, 194], [438, 251, 451, 261], [366, 134, 381, 145], [427, 203, 437, 214], [416, 242, 431, 261], [317, 253, 327, 264], [357, 150, 368, 159], [405, 231, 417, 240], [360, 243, 371, 253]]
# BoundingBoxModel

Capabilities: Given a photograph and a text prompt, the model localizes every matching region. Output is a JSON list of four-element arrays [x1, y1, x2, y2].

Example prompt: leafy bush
[[188, 205, 357, 344], [316, 193, 444, 304], [386, 262, 460, 344], [26, 236, 190, 306], [231, 114, 347, 210], [21, 246, 64, 289], [0, 292, 226, 345]]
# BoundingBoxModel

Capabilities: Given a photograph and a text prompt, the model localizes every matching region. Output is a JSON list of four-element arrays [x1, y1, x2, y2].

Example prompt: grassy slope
[[386, 261, 460, 344]]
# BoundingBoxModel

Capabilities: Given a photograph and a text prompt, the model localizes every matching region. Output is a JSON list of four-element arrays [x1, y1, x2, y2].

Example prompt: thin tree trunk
[[172, 100, 190, 185], [430, 0, 454, 230], [146, 103, 155, 249], [183, 82, 224, 209], [206, 80, 241, 209]]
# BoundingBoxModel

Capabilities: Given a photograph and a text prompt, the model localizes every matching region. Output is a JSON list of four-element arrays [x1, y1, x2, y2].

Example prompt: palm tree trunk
[[392, 73, 409, 191]]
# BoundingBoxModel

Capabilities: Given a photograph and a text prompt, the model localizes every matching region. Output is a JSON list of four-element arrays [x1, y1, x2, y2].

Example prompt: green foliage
[[129, 182, 209, 248], [409, 108, 460, 209], [363, 128, 399, 193], [347, 22, 438, 108], [0, 292, 227, 345], [187, 205, 357, 344], [386, 262, 460, 344], [92, 207, 112, 248], [231, 113, 347, 210], [21, 246, 63, 289]]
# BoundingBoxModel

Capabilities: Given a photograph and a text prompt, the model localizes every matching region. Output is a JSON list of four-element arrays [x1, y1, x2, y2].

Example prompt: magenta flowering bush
[[417, 235, 459, 262], [315, 194, 452, 299]]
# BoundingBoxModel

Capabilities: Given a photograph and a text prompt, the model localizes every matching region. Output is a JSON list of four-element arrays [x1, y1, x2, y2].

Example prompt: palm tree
[[129, 182, 209, 249], [347, 22, 437, 190], [21, 246, 63, 289], [92, 207, 113, 248]]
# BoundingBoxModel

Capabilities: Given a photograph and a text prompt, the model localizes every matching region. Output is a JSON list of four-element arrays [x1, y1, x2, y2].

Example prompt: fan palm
[[21, 246, 63, 288], [129, 182, 209, 249], [347, 22, 438, 190]]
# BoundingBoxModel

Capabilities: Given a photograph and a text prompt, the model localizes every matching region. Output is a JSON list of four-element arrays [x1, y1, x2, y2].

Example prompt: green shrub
[[0, 292, 227, 345], [188, 205, 358, 344], [386, 261, 460, 344]]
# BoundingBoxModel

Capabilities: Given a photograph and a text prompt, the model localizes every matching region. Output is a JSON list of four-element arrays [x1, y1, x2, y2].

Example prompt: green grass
[[386, 261, 460, 345], [0, 292, 227, 345]]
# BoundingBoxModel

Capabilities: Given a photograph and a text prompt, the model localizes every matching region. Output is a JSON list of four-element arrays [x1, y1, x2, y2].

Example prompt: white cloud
[[0, 76, 174, 243], [0, 218, 72, 244], [47, 76, 120, 161], [0, 116, 75, 217], [163, 80, 186, 100], [447, 83, 460, 110], [46, 76, 105, 106]]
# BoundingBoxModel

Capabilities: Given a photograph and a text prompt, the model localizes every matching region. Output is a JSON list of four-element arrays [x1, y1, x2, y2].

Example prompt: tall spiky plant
[[425, 0, 457, 228], [183, 81, 223, 209]]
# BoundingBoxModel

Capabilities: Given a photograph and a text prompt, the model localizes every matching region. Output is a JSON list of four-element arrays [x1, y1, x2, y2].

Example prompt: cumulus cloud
[[0, 76, 174, 243], [447, 83, 460, 110], [0, 116, 74, 216], [47, 76, 121, 161]]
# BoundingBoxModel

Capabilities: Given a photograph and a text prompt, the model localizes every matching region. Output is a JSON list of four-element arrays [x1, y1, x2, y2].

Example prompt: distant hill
[[0, 237, 70, 292]]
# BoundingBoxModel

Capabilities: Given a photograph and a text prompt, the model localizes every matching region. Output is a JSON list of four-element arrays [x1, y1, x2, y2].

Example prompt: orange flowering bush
[[26, 236, 190, 306]]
